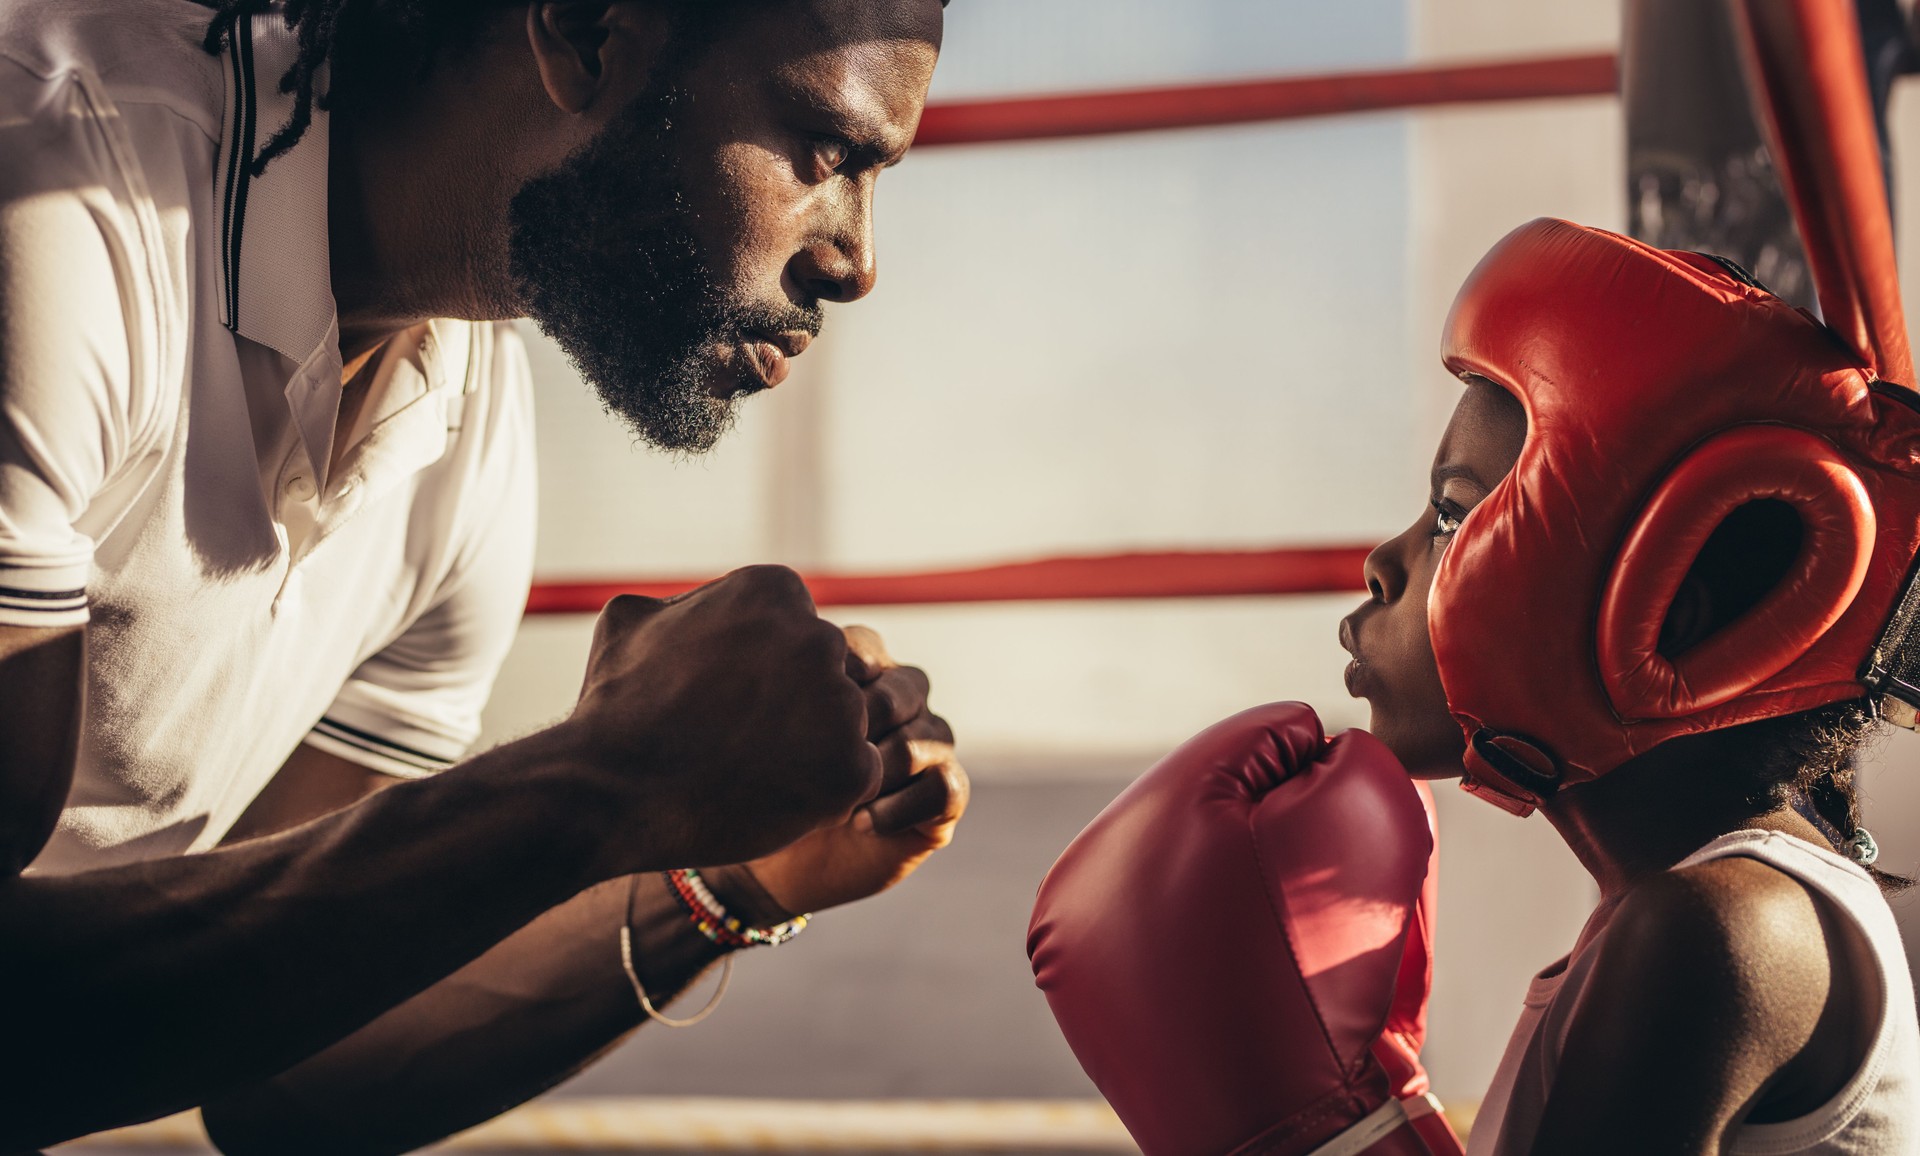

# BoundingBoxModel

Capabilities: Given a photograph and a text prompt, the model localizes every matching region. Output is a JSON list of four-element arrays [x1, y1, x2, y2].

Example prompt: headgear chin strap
[[1431, 218, 1920, 816]]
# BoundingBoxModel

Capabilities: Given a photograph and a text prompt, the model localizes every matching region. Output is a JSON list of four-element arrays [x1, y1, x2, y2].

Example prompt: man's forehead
[[792, 0, 945, 48], [772, 38, 935, 112], [759, 8, 941, 155]]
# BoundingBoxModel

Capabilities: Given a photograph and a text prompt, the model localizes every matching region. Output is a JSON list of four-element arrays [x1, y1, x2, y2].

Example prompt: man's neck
[[324, 41, 536, 363], [327, 97, 469, 363]]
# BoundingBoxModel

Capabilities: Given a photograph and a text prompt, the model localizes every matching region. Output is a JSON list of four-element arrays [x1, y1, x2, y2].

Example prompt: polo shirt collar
[[215, 6, 343, 483]]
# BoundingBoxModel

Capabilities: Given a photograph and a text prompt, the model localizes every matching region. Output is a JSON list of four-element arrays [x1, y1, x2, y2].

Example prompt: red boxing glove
[[1029, 703, 1462, 1156], [1373, 781, 1460, 1156]]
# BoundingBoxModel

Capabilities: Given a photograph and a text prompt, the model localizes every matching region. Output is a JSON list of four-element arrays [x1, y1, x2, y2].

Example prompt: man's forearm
[[201, 870, 755, 1155], [0, 727, 624, 1150]]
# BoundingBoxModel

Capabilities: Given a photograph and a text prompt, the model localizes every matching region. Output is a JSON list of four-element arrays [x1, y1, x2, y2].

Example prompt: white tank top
[[1468, 830, 1920, 1155]]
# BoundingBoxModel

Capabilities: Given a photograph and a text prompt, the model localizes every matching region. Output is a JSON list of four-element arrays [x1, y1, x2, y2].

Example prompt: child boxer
[[1344, 217, 1920, 1153], [1031, 218, 1920, 1156]]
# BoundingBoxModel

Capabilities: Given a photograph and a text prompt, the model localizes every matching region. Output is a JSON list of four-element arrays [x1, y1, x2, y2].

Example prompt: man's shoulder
[[0, 0, 223, 141]]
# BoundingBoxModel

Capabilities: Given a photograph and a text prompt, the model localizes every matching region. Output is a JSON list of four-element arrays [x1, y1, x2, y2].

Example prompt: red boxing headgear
[[1431, 218, 1920, 815]]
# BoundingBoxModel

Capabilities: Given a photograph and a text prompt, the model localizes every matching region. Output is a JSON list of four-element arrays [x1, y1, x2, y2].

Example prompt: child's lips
[[1337, 617, 1373, 697]]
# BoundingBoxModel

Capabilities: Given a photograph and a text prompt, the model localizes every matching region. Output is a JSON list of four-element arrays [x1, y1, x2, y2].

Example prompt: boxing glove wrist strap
[[1298, 1094, 1441, 1156], [665, 867, 811, 948]]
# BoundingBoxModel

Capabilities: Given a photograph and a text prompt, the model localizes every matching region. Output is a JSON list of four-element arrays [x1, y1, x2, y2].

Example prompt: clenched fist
[[704, 625, 970, 923], [561, 566, 883, 873]]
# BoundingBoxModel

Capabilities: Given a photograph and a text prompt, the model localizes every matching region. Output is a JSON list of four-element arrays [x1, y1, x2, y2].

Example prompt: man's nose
[[790, 188, 877, 304]]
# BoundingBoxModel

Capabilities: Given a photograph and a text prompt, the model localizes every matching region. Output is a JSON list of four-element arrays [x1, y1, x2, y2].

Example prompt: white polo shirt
[[0, 0, 538, 871]]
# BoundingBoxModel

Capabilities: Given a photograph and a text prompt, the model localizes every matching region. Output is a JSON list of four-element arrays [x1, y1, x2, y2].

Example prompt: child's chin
[[1368, 716, 1467, 780]]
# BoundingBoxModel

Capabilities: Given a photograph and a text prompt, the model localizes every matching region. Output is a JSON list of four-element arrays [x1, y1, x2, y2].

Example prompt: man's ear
[[526, 2, 669, 115]]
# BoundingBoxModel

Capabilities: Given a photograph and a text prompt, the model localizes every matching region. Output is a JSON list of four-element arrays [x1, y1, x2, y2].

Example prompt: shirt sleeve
[[304, 324, 538, 779], [0, 67, 159, 627]]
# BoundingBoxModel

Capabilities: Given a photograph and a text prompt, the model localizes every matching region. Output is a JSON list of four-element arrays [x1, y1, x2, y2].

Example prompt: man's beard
[[507, 89, 823, 454]]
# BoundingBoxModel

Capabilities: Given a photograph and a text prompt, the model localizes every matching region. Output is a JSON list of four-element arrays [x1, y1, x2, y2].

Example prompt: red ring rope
[[913, 53, 1619, 147], [525, 546, 1372, 614]]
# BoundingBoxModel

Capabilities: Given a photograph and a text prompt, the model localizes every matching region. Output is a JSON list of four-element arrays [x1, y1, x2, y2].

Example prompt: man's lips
[[740, 331, 812, 390]]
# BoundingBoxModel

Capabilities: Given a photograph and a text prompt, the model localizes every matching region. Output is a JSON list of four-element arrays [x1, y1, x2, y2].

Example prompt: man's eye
[[1432, 502, 1462, 536], [812, 138, 850, 179]]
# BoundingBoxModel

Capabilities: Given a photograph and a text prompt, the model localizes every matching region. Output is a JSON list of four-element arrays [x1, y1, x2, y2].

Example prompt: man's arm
[[200, 630, 968, 1156], [210, 740, 735, 1156], [1, 701, 619, 1149], [0, 625, 83, 877], [1, 568, 882, 1150]]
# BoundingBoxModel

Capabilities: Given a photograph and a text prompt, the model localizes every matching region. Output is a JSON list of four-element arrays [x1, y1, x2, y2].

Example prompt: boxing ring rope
[[72, 1099, 1135, 1152], [912, 52, 1618, 146], [525, 51, 1625, 618], [525, 546, 1374, 614]]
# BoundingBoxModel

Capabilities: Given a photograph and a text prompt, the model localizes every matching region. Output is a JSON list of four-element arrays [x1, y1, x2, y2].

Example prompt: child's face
[[1339, 378, 1527, 776]]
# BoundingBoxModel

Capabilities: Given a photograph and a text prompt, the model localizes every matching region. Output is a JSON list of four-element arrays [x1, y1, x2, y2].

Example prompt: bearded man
[[0, 1, 963, 1150]]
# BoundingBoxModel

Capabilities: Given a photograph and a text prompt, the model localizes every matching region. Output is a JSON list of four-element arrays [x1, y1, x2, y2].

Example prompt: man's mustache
[[730, 299, 824, 340]]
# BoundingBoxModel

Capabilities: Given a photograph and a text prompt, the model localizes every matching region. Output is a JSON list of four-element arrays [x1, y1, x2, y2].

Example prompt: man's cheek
[[709, 144, 804, 247]]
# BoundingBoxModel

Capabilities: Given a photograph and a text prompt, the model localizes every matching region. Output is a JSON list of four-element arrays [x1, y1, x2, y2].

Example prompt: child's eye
[[1432, 501, 1462, 537]]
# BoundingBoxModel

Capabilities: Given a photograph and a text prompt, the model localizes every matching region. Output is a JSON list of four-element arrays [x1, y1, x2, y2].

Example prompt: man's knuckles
[[930, 760, 970, 827], [826, 741, 886, 814], [863, 666, 930, 737], [722, 564, 816, 611], [600, 591, 671, 622], [874, 732, 917, 790], [875, 727, 955, 788], [921, 714, 956, 745], [842, 624, 894, 678], [866, 761, 968, 837]]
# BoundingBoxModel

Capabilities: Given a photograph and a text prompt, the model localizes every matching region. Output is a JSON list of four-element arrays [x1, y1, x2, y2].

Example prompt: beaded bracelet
[[665, 867, 811, 949]]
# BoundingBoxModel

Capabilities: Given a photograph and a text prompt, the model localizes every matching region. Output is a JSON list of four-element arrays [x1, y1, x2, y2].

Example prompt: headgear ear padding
[[1431, 219, 1920, 815], [1596, 427, 1875, 720]]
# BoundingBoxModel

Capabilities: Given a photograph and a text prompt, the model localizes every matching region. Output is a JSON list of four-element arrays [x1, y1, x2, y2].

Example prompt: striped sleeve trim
[[0, 583, 87, 615], [308, 716, 458, 779]]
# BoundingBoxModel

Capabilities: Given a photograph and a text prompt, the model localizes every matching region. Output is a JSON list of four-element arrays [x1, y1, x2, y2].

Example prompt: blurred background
[[70, 0, 1920, 1151]]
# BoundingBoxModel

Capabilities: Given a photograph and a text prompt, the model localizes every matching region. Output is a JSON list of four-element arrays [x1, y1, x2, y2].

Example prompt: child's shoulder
[[1614, 852, 1830, 974], [1597, 852, 1844, 1046]]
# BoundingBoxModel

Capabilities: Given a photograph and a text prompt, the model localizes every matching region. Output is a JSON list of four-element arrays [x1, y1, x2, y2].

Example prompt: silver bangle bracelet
[[620, 922, 733, 1029]]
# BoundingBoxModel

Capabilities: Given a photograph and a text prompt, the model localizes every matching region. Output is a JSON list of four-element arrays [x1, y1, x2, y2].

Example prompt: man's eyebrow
[[768, 77, 913, 162], [1430, 463, 1487, 491]]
